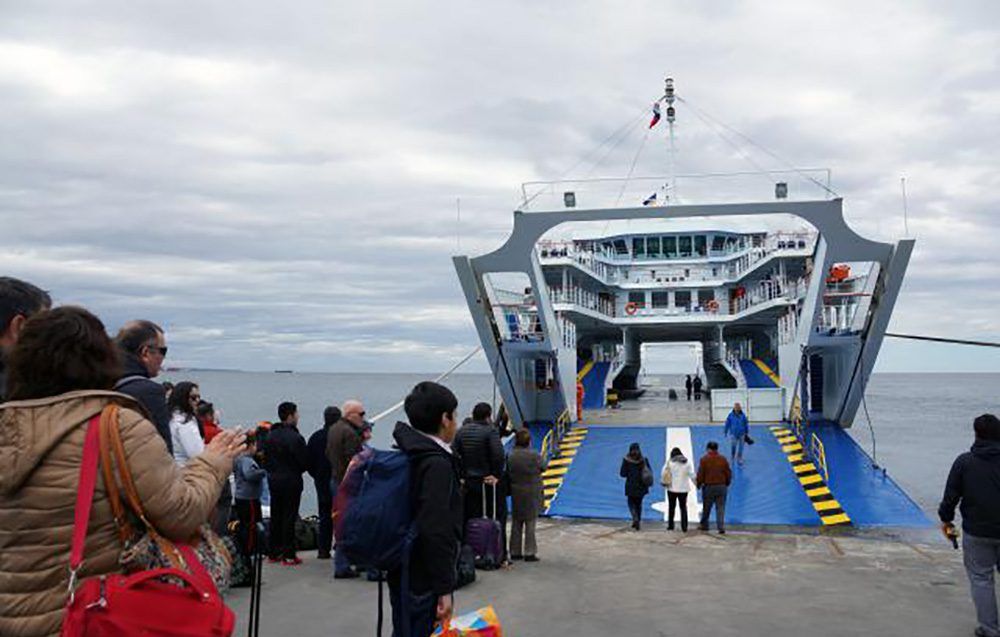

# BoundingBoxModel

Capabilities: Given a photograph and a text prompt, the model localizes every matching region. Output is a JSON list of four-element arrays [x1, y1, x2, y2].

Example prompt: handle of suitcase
[[481, 481, 498, 520], [248, 521, 266, 637]]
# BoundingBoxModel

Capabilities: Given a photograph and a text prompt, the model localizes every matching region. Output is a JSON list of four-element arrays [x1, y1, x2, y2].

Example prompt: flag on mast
[[642, 192, 658, 206], [648, 102, 661, 129]]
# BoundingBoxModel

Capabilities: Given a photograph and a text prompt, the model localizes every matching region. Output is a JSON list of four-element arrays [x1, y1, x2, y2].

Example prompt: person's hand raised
[[204, 428, 247, 462]]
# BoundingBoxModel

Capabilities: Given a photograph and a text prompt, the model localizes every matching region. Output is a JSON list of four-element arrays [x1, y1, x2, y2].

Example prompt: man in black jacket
[[263, 401, 309, 565], [454, 402, 508, 563], [306, 405, 340, 559], [940, 414, 1000, 637], [113, 320, 172, 452], [390, 382, 463, 637], [0, 277, 51, 402]]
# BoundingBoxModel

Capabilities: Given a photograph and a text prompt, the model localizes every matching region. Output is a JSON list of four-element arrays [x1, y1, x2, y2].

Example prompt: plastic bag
[[431, 605, 503, 637]]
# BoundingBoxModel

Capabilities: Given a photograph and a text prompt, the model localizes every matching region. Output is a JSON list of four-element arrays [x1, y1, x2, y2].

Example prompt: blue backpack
[[338, 449, 416, 571], [336, 449, 419, 637]]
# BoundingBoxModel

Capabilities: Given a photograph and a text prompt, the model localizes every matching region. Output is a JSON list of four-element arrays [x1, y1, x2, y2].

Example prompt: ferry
[[453, 79, 927, 529]]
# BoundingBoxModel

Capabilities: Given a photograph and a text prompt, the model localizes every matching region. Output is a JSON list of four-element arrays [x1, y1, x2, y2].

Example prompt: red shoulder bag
[[60, 412, 235, 636]]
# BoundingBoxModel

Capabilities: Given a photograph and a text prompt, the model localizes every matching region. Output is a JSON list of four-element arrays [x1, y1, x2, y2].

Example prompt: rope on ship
[[369, 346, 483, 424], [885, 333, 1000, 348]]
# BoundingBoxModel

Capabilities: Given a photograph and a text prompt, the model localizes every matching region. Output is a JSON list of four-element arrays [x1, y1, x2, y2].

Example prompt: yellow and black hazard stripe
[[541, 427, 588, 513], [769, 425, 851, 527]]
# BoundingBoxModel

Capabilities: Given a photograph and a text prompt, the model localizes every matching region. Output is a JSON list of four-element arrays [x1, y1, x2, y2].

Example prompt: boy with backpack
[[333, 382, 462, 636], [388, 382, 463, 636]]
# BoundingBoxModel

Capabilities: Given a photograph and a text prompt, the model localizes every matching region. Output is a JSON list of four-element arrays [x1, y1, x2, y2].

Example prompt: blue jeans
[[963, 533, 1000, 636], [730, 435, 745, 461], [389, 581, 438, 637], [329, 479, 352, 575]]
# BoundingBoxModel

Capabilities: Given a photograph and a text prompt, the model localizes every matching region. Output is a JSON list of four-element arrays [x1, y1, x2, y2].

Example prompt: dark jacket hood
[[393, 421, 450, 457], [972, 439, 1000, 459], [671, 455, 689, 464], [623, 454, 644, 464]]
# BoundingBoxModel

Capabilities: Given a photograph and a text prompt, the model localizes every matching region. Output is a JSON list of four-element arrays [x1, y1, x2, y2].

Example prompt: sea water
[[161, 370, 998, 519]]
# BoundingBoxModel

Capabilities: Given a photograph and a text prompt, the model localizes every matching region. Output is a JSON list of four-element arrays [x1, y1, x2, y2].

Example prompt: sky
[[1, 1, 998, 373]]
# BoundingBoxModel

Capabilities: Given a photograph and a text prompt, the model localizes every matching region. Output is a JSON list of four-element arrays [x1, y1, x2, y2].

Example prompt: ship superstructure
[[455, 195, 912, 430]]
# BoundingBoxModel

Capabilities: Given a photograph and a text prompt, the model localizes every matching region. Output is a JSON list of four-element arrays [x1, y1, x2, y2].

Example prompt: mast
[[665, 77, 677, 200]]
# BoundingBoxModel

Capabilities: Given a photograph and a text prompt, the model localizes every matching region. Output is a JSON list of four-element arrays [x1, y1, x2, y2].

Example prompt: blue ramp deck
[[740, 359, 778, 388], [813, 425, 929, 527], [581, 362, 610, 409], [544, 425, 928, 527]]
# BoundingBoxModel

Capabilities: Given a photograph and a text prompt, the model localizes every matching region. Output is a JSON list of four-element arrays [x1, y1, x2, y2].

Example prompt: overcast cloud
[[1, 0, 998, 372]]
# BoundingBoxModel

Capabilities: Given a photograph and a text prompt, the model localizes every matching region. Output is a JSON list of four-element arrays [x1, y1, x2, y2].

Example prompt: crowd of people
[[1, 274, 999, 637]]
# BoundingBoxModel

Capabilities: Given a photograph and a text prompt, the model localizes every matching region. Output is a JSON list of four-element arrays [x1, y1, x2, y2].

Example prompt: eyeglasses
[[145, 345, 168, 356], [189, 395, 201, 402]]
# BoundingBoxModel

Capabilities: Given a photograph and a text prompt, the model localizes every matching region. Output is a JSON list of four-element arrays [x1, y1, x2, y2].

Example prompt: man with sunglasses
[[114, 320, 173, 452], [326, 399, 367, 578], [0, 277, 52, 403]]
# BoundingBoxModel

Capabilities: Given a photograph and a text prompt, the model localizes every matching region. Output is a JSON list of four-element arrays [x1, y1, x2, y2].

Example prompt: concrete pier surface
[[227, 519, 979, 637]]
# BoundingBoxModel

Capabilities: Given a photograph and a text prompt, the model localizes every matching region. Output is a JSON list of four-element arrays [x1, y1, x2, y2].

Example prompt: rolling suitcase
[[464, 483, 502, 571]]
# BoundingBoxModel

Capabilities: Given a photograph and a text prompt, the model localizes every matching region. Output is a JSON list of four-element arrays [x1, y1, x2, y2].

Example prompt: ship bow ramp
[[543, 424, 928, 528]]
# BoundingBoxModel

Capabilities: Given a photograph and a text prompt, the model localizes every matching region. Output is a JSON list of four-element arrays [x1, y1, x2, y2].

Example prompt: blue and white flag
[[642, 192, 657, 206]]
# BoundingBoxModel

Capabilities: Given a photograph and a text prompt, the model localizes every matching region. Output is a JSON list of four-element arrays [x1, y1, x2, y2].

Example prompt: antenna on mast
[[664, 77, 677, 200]]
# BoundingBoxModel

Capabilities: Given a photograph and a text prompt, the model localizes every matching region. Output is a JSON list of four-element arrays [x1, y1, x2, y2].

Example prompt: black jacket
[[939, 439, 1000, 539], [392, 421, 463, 597], [620, 455, 651, 498], [262, 422, 308, 488], [453, 419, 505, 480], [114, 353, 172, 453], [306, 426, 332, 487]]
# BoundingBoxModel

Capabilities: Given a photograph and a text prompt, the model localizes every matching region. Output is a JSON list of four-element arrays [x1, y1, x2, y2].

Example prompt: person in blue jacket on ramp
[[724, 403, 749, 466]]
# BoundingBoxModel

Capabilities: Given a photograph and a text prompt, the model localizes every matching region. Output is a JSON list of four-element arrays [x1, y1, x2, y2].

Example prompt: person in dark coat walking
[[693, 375, 703, 400], [307, 405, 340, 559], [939, 414, 1000, 637], [389, 381, 463, 637], [620, 442, 651, 530], [685, 375, 693, 401], [112, 320, 172, 452], [508, 429, 544, 561], [0, 277, 51, 403], [697, 441, 732, 533], [262, 401, 308, 565]]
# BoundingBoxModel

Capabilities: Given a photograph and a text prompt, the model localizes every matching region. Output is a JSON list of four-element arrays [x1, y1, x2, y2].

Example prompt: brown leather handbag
[[98, 405, 233, 591]]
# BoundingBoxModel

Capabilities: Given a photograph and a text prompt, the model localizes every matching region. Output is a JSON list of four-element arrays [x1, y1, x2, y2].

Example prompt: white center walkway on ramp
[[651, 427, 701, 522]]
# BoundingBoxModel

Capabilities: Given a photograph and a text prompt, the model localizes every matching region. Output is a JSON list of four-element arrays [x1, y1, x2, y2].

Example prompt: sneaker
[[510, 554, 524, 561], [282, 557, 303, 566], [317, 551, 331, 560], [718, 529, 726, 535], [524, 555, 540, 563], [698, 525, 708, 532]]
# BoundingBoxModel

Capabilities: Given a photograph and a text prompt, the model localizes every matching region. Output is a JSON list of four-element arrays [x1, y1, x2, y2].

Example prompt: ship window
[[663, 236, 677, 257], [695, 235, 707, 256], [651, 291, 670, 308], [646, 236, 661, 257], [697, 290, 715, 306], [711, 236, 725, 252], [675, 290, 691, 309], [613, 239, 628, 255], [679, 236, 692, 256], [632, 238, 645, 257], [627, 292, 646, 308]]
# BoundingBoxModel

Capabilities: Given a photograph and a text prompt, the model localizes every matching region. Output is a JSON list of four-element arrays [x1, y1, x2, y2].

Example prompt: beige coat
[[0, 390, 232, 637], [507, 447, 545, 520]]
